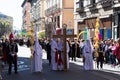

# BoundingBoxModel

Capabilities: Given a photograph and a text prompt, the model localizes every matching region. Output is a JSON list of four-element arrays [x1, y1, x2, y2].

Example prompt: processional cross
[[53, 24, 77, 71]]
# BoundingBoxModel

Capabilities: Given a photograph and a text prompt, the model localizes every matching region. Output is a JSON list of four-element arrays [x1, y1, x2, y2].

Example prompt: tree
[[38, 31, 45, 39], [0, 19, 11, 37]]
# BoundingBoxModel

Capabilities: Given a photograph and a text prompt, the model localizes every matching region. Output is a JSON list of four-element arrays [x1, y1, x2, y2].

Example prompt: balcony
[[76, 7, 84, 13], [100, 0, 113, 8], [113, 0, 120, 8], [76, 1, 84, 13], [87, 2, 97, 10], [45, 4, 61, 16]]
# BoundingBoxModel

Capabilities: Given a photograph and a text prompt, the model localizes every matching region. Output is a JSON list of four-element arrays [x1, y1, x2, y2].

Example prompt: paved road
[[2, 45, 120, 80], [2, 59, 120, 80]]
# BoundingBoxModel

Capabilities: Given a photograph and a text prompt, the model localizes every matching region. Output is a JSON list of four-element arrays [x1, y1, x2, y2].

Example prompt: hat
[[9, 32, 14, 40]]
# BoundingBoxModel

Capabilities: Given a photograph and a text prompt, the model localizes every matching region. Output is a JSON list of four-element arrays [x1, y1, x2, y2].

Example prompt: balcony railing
[[100, 0, 113, 6], [76, 7, 84, 13], [45, 4, 61, 16], [76, 1, 84, 13]]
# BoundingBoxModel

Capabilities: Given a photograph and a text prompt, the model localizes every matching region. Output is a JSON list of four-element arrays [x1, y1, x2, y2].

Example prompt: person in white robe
[[50, 39, 58, 70], [83, 40, 94, 70], [66, 40, 70, 69], [32, 32, 43, 72]]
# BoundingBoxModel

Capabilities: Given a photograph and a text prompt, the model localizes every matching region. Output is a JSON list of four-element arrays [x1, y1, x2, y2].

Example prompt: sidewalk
[[70, 58, 120, 75]]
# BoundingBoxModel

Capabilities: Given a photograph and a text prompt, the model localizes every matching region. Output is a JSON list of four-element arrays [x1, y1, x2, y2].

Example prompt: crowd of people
[[41, 38, 120, 71], [0, 32, 120, 79]]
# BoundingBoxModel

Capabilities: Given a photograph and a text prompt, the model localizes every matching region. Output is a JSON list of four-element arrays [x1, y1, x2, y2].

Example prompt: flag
[[98, 33, 102, 41]]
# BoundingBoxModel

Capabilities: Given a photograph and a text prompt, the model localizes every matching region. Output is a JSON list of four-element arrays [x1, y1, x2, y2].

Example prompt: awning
[[99, 15, 109, 19], [77, 19, 84, 22]]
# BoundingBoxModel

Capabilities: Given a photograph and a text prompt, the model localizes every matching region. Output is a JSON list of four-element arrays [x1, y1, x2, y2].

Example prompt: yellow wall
[[63, 9, 74, 29], [62, 0, 74, 29], [63, 0, 74, 8]]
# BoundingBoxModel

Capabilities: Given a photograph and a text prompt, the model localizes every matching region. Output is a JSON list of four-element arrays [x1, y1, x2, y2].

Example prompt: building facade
[[26, 0, 46, 32], [75, 0, 113, 40], [45, 0, 74, 38], [40, 0, 46, 31], [21, 0, 31, 32], [112, 0, 120, 40], [29, 0, 41, 32]]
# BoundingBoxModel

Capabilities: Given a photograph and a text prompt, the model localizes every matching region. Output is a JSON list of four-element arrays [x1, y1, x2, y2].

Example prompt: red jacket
[[114, 46, 120, 59]]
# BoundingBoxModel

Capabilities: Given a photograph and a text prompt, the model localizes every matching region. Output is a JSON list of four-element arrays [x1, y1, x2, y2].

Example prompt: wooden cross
[[53, 24, 77, 71]]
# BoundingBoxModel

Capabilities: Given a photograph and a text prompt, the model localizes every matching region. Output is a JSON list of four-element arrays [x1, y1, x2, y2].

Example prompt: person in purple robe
[[83, 40, 94, 70], [32, 32, 43, 72], [50, 39, 58, 70]]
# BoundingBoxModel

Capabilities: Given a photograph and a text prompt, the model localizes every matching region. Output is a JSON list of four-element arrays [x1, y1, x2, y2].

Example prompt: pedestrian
[[104, 40, 110, 64], [83, 40, 94, 70], [7, 33, 18, 75], [46, 38, 51, 65], [50, 39, 58, 70], [27, 38, 30, 47], [2, 38, 9, 64], [96, 41, 104, 69], [114, 39, 120, 66], [67, 40, 72, 59], [71, 39, 80, 61], [109, 42, 117, 67], [0, 40, 3, 80], [79, 39, 85, 56]]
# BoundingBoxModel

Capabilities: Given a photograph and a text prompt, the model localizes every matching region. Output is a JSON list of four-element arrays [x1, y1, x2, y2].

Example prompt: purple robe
[[50, 39, 58, 70], [32, 32, 42, 72], [83, 40, 94, 70]]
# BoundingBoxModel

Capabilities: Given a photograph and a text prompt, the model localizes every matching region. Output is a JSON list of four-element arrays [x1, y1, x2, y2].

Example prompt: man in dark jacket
[[71, 39, 80, 61], [7, 33, 18, 75], [46, 39, 51, 65]]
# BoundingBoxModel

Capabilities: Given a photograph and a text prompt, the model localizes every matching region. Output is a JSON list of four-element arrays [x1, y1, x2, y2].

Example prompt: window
[[90, 0, 96, 4], [79, 0, 84, 8]]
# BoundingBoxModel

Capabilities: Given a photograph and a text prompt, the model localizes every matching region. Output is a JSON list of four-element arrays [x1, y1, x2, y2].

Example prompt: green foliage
[[38, 31, 45, 39], [0, 19, 11, 26], [17, 32, 22, 38], [0, 19, 12, 37]]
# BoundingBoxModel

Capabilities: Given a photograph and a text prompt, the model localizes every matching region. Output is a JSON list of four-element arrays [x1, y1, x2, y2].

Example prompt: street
[[2, 44, 120, 80]]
